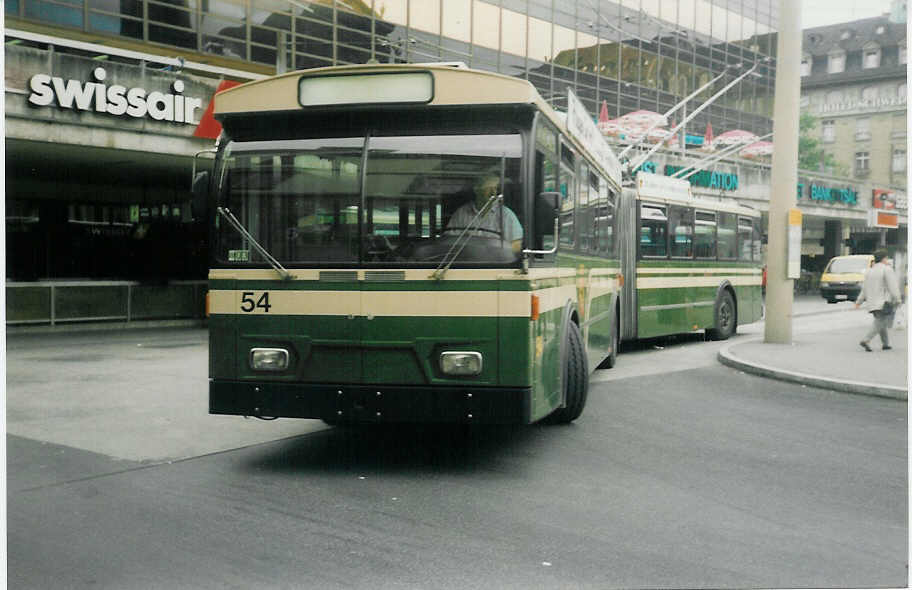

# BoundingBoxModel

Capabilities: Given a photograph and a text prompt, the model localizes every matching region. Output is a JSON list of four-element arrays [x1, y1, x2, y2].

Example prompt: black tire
[[597, 308, 619, 369], [706, 290, 736, 341], [826, 299, 838, 304], [546, 322, 589, 424]]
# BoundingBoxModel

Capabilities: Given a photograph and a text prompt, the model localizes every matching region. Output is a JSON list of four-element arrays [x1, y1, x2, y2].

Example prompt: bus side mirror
[[534, 191, 560, 235], [191, 170, 209, 221]]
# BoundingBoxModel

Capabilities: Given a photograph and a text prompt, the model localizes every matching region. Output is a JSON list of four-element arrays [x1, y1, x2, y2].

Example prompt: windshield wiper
[[217, 207, 292, 281], [431, 192, 503, 280]]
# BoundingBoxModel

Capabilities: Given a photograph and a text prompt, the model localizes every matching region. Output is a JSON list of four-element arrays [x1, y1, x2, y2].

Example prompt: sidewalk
[[719, 300, 909, 400]]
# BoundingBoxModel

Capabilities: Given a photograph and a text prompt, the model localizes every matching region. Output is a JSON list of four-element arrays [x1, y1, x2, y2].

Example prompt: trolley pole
[[764, 0, 802, 344]]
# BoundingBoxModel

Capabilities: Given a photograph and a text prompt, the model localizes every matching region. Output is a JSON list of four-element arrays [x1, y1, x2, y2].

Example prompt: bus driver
[[444, 173, 523, 253]]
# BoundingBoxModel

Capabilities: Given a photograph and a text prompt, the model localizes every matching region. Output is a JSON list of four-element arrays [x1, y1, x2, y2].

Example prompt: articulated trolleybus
[[198, 63, 760, 425], [199, 63, 623, 425], [617, 172, 763, 344]]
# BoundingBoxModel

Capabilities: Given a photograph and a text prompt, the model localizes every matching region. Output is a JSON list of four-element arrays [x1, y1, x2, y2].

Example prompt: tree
[[798, 113, 845, 175]]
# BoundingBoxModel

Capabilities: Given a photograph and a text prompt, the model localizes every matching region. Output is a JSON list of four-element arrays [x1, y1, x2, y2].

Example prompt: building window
[[863, 44, 881, 68], [900, 43, 907, 65], [893, 148, 907, 172], [822, 119, 836, 142], [855, 151, 870, 173], [826, 90, 843, 104], [899, 83, 908, 98], [862, 86, 878, 102], [855, 117, 871, 141], [828, 50, 846, 73], [801, 54, 812, 76]]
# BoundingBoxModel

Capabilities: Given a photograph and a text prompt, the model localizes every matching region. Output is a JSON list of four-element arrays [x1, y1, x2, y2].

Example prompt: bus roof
[[213, 63, 622, 192], [214, 63, 552, 116], [635, 194, 760, 218]]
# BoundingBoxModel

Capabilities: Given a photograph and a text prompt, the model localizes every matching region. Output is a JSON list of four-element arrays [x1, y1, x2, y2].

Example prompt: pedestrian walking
[[855, 249, 901, 351]]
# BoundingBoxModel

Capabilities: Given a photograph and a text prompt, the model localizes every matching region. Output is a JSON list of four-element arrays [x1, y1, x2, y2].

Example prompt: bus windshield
[[215, 133, 523, 266]]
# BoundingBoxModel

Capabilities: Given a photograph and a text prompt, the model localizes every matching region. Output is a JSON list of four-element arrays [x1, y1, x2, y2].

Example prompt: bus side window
[[600, 182, 617, 258], [694, 211, 717, 259], [533, 149, 558, 252], [577, 161, 590, 252], [588, 169, 600, 255], [640, 203, 667, 258], [738, 216, 754, 261], [669, 205, 694, 259], [718, 212, 738, 260], [559, 144, 576, 248], [752, 218, 763, 261]]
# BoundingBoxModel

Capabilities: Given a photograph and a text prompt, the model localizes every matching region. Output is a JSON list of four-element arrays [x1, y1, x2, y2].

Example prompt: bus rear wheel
[[547, 322, 589, 424], [707, 290, 736, 341]]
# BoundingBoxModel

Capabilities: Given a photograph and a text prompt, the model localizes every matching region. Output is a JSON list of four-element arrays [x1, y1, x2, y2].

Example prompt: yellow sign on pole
[[787, 207, 802, 279]]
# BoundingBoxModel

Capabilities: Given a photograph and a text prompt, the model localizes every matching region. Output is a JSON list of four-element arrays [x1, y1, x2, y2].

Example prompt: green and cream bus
[[197, 63, 624, 425], [196, 63, 762, 426], [617, 172, 763, 343]]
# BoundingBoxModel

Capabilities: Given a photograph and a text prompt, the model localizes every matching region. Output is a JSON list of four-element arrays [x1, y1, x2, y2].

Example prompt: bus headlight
[[439, 351, 483, 376], [250, 348, 289, 371]]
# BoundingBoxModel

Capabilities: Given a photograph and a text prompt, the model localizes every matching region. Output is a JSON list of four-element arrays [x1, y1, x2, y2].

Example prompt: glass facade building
[[7, 0, 779, 136]]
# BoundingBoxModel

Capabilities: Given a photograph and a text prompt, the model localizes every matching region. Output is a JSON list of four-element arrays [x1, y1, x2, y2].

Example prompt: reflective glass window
[[738, 217, 754, 261], [577, 162, 590, 252], [559, 145, 576, 248], [442, 0, 471, 43], [718, 212, 737, 259], [375, 0, 406, 26], [669, 205, 693, 258], [410, 0, 440, 34], [501, 8, 526, 57], [529, 17, 552, 62], [694, 211, 716, 259], [473, 0, 500, 50], [640, 203, 667, 258]]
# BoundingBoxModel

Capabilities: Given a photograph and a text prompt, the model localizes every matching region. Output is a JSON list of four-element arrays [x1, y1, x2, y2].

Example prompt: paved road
[[7, 309, 907, 589]]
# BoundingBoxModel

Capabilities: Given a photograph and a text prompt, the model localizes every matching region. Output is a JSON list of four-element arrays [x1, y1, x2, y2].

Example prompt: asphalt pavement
[[720, 295, 909, 400]]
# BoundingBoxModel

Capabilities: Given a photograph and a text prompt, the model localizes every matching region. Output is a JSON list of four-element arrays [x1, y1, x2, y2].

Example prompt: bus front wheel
[[546, 322, 589, 424], [707, 290, 736, 341]]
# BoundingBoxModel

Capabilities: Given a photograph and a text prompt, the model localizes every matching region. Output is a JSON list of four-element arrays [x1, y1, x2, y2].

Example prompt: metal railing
[[6, 280, 207, 326]]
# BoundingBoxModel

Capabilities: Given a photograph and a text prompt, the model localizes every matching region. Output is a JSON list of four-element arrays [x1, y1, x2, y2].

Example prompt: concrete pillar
[[764, 0, 802, 344], [824, 220, 842, 260]]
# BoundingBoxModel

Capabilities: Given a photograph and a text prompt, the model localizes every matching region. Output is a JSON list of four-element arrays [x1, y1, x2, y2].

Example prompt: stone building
[[799, 10, 907, 265]]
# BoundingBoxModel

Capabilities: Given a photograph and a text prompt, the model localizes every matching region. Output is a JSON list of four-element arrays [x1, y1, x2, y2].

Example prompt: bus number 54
[[240, 291, 272, 313]]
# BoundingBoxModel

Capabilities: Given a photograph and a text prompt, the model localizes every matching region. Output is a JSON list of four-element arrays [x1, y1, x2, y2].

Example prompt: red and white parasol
[[618, 109, 668, 129], [739, 141, 774, 159], [712, 129, 759, 148]]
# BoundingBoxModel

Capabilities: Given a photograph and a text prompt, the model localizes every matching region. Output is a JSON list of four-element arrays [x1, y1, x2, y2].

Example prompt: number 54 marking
[[240, 291, 272, 313]]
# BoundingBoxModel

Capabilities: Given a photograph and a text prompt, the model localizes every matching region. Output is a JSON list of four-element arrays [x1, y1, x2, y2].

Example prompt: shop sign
[[664, 165, 739, 191], [819, 95, 907, 114], [873, 188, 896, 209], [796, 182, 858, 206], [28, 67, 204, 125], [868, 209, 899, 229]]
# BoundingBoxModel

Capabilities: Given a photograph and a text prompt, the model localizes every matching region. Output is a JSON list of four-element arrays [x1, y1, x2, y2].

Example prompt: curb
[[718, 338, 908, 401]]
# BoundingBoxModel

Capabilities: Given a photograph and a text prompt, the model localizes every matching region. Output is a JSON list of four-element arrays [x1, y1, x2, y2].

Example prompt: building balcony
[[854, 131, 872, 141]]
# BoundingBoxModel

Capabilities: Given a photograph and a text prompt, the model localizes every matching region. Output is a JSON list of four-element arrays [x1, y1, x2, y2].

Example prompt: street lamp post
[[765, 0, 803, 344]]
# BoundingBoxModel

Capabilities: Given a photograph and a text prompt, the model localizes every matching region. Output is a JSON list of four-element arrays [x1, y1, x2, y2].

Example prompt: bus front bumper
[[209, 380, 532, 424]]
